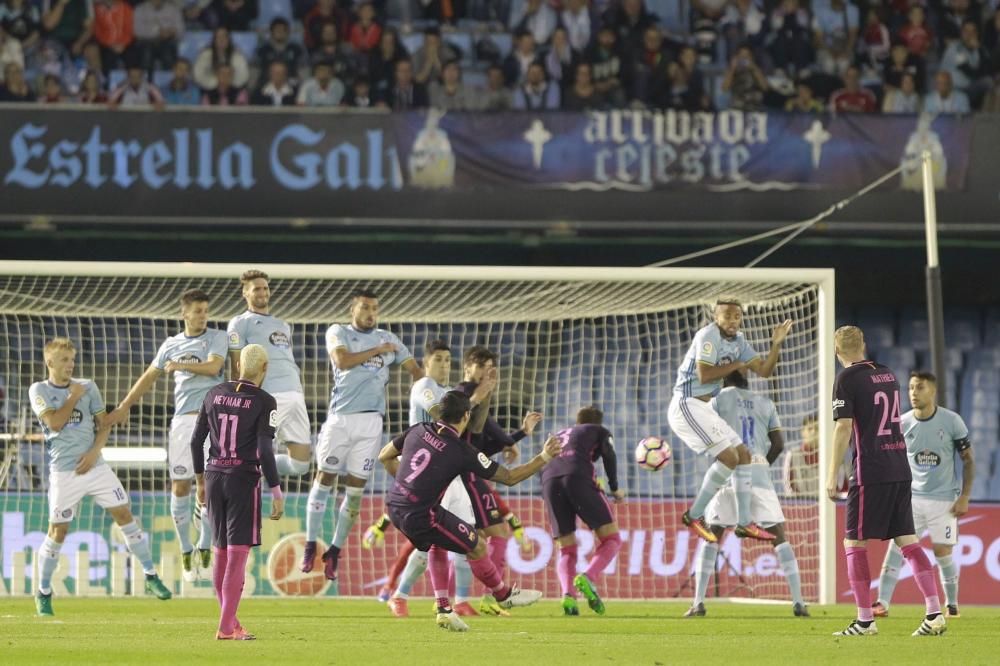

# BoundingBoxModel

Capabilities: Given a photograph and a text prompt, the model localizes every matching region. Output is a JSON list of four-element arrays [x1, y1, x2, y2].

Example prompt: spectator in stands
[[0, 62, 33, 100], [378, 57, 428, 109], [721, 0, 767, 62], [297, 59, 344, 105], [480, 62, 513, 110], [940, 20, 991, 107], [604, 0, 657, 57], [667, 45, 711, 111], [722, 45, 768, 110], [0, 24, 24, 78], [182, 0, 212, 29], [193, 26, 249, 91], [783, 414, 819, 498], [257, 18, 304, 83], [41, 0, 94, 57], [690, 0, 727, 64], [812, 0, 857, 77], [585, 26, 624, 107], [212, 0, 258, 32], [513, 60, 559, 109], [162, 56, 199, 104], [883, 42, 924, 94], [939, 0, 979, 45], [510, 0, 558, 46], [856, 8, 890, 71], [304, 0, 349, 52], [202, 61, 247, 104], [40, 72, 65, 101], [368, 27, 407, 98], [428, 58, 474, 110], [252, 59, 296, 105], [349, 1, 381, 54], [1, 0, 42, 56], [882, 71, 921, 112], [344, 77, 373, 107], [924, 69, 970, 113], [784, 79, 823, 112], [829, 64, 876, 112], [413, 26, 456, 85], [108, 62, 163, 106], [133, 0, 183, 74], [561, 0, 591, 53], [898, 5, 932, 59], [69, 39, 105, 92], [417, 0, 464, 28], [503, 29, 538, 86], [768, 0, 813, 75], [629, 24, 673, 107], [310, 19, 355, 84], [545, 26, 579, 89], [984, 9, 1000, 57], [563, 61, 606, 110], [76, 67, 107, 101], [92, 0, 134, 73]]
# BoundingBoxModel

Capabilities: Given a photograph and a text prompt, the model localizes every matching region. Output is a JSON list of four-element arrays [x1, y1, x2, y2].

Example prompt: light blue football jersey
[[326, 324, 413, 415], [28, 379, 106, 473], [227, 310, 302, 394], [712, 386, 781, 489], [409, 376, 448, 425], [674, 323, 759, 398], [152, 329, 228, 415], [901, 407, 970, 501]]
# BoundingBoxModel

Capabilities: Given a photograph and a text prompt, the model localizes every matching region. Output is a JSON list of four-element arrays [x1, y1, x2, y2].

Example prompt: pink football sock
[[558, 545, 578, 597], [484, 536, 507, 593], [427, 545, 451, 609], [586, 533, 622, 581], [212, 546, 227, 608], [901, 543, 942, 615], [469, 552, 510, 600], [219, 545, 249, 635], [846, 546, 873, 622]]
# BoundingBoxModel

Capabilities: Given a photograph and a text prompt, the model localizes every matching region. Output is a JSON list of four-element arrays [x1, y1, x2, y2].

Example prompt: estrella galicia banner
[[393, 109, 972, 192], [0, 107, 979, 221]]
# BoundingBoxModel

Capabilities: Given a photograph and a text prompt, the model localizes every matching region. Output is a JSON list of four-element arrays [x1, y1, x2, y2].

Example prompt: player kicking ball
[[30, 338, 171, 616], [829, 327, 946, 637], [685, 371, 809, 618], [378, 390, 560, 631], [191, 344, 285, 640], [872, 371, 974, 619], [668, 297, 792, 544]]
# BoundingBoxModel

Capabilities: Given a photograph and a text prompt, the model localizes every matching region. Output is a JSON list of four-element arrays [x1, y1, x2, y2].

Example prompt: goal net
[[0, 262, 834, 603]]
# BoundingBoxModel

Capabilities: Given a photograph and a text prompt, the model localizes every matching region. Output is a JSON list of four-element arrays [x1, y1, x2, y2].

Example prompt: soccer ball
[[635, 437, 671, 471]]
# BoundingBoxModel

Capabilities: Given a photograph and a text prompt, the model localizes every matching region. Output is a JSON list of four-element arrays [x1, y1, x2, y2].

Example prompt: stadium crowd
[[1, 0, 1000, 112]]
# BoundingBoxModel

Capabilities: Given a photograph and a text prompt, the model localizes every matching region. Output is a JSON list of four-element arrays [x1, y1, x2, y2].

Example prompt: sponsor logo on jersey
[[34, 395, 47, 409], [175, 353, 202, 364], [832, 399, 845, 411], [325, 456, 339, 465], [173, 465, 188, 475], [700, 341, 713, 357], [228, 332, 240, 346], [363, 355, 385, 370], [914, 450, 941, 468], [269, 409, 278, 428], [269, 331, 290, 348], [422, 389, 436, 403], [67, 409, 84, 426], [718, 355, 734, 366], [62, 509, 73, 519], [477, 452, 491, 469]]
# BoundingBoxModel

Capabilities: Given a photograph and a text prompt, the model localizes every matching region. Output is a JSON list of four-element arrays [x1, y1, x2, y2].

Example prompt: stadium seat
[[400, 32, 424, 56], [855, 308, 895, 349], [870, 346, 915, 376], [988, 467, 1000, 500], [443, 31, 474, 63], [898, 308, 930, 350], [152, 70, 173, 89], [107, 69, 127, 91], [231, 31, 260, 59], [944, 312, 982, 350], [89, 320, 131, 362], [970, 410, 999, 432], [256, 0, 294, 30], [485, 32, 513, 60], [179, 31, 212, 64], [970, 474, 990, 500], [647, 0, 689, 36], [966, 347, 1000, 370]]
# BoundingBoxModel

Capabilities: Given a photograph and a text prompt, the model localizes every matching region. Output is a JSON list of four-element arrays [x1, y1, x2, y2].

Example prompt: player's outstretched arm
[[599, 435, 620, 497], [747, 320, 793, 378], [227, 350, 241, 381], [75, 413, 110, 475], [766, 429, 785, 465], [401, 357, 425, 382], [108, 365, 164, 424], [164, 355, 224, 377], [954, 446, 975, 517], [490, 436, 560, 486], [828, 418, 852, 500], [378, 441, 402, 476], [696, 360, 747, 385]]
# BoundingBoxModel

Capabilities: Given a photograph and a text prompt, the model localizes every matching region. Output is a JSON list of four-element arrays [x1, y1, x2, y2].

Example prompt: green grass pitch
[[2, 598, 998, 665]]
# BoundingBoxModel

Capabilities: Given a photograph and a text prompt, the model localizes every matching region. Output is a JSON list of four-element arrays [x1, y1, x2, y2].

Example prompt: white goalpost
[[0, 261, 834, 604]]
